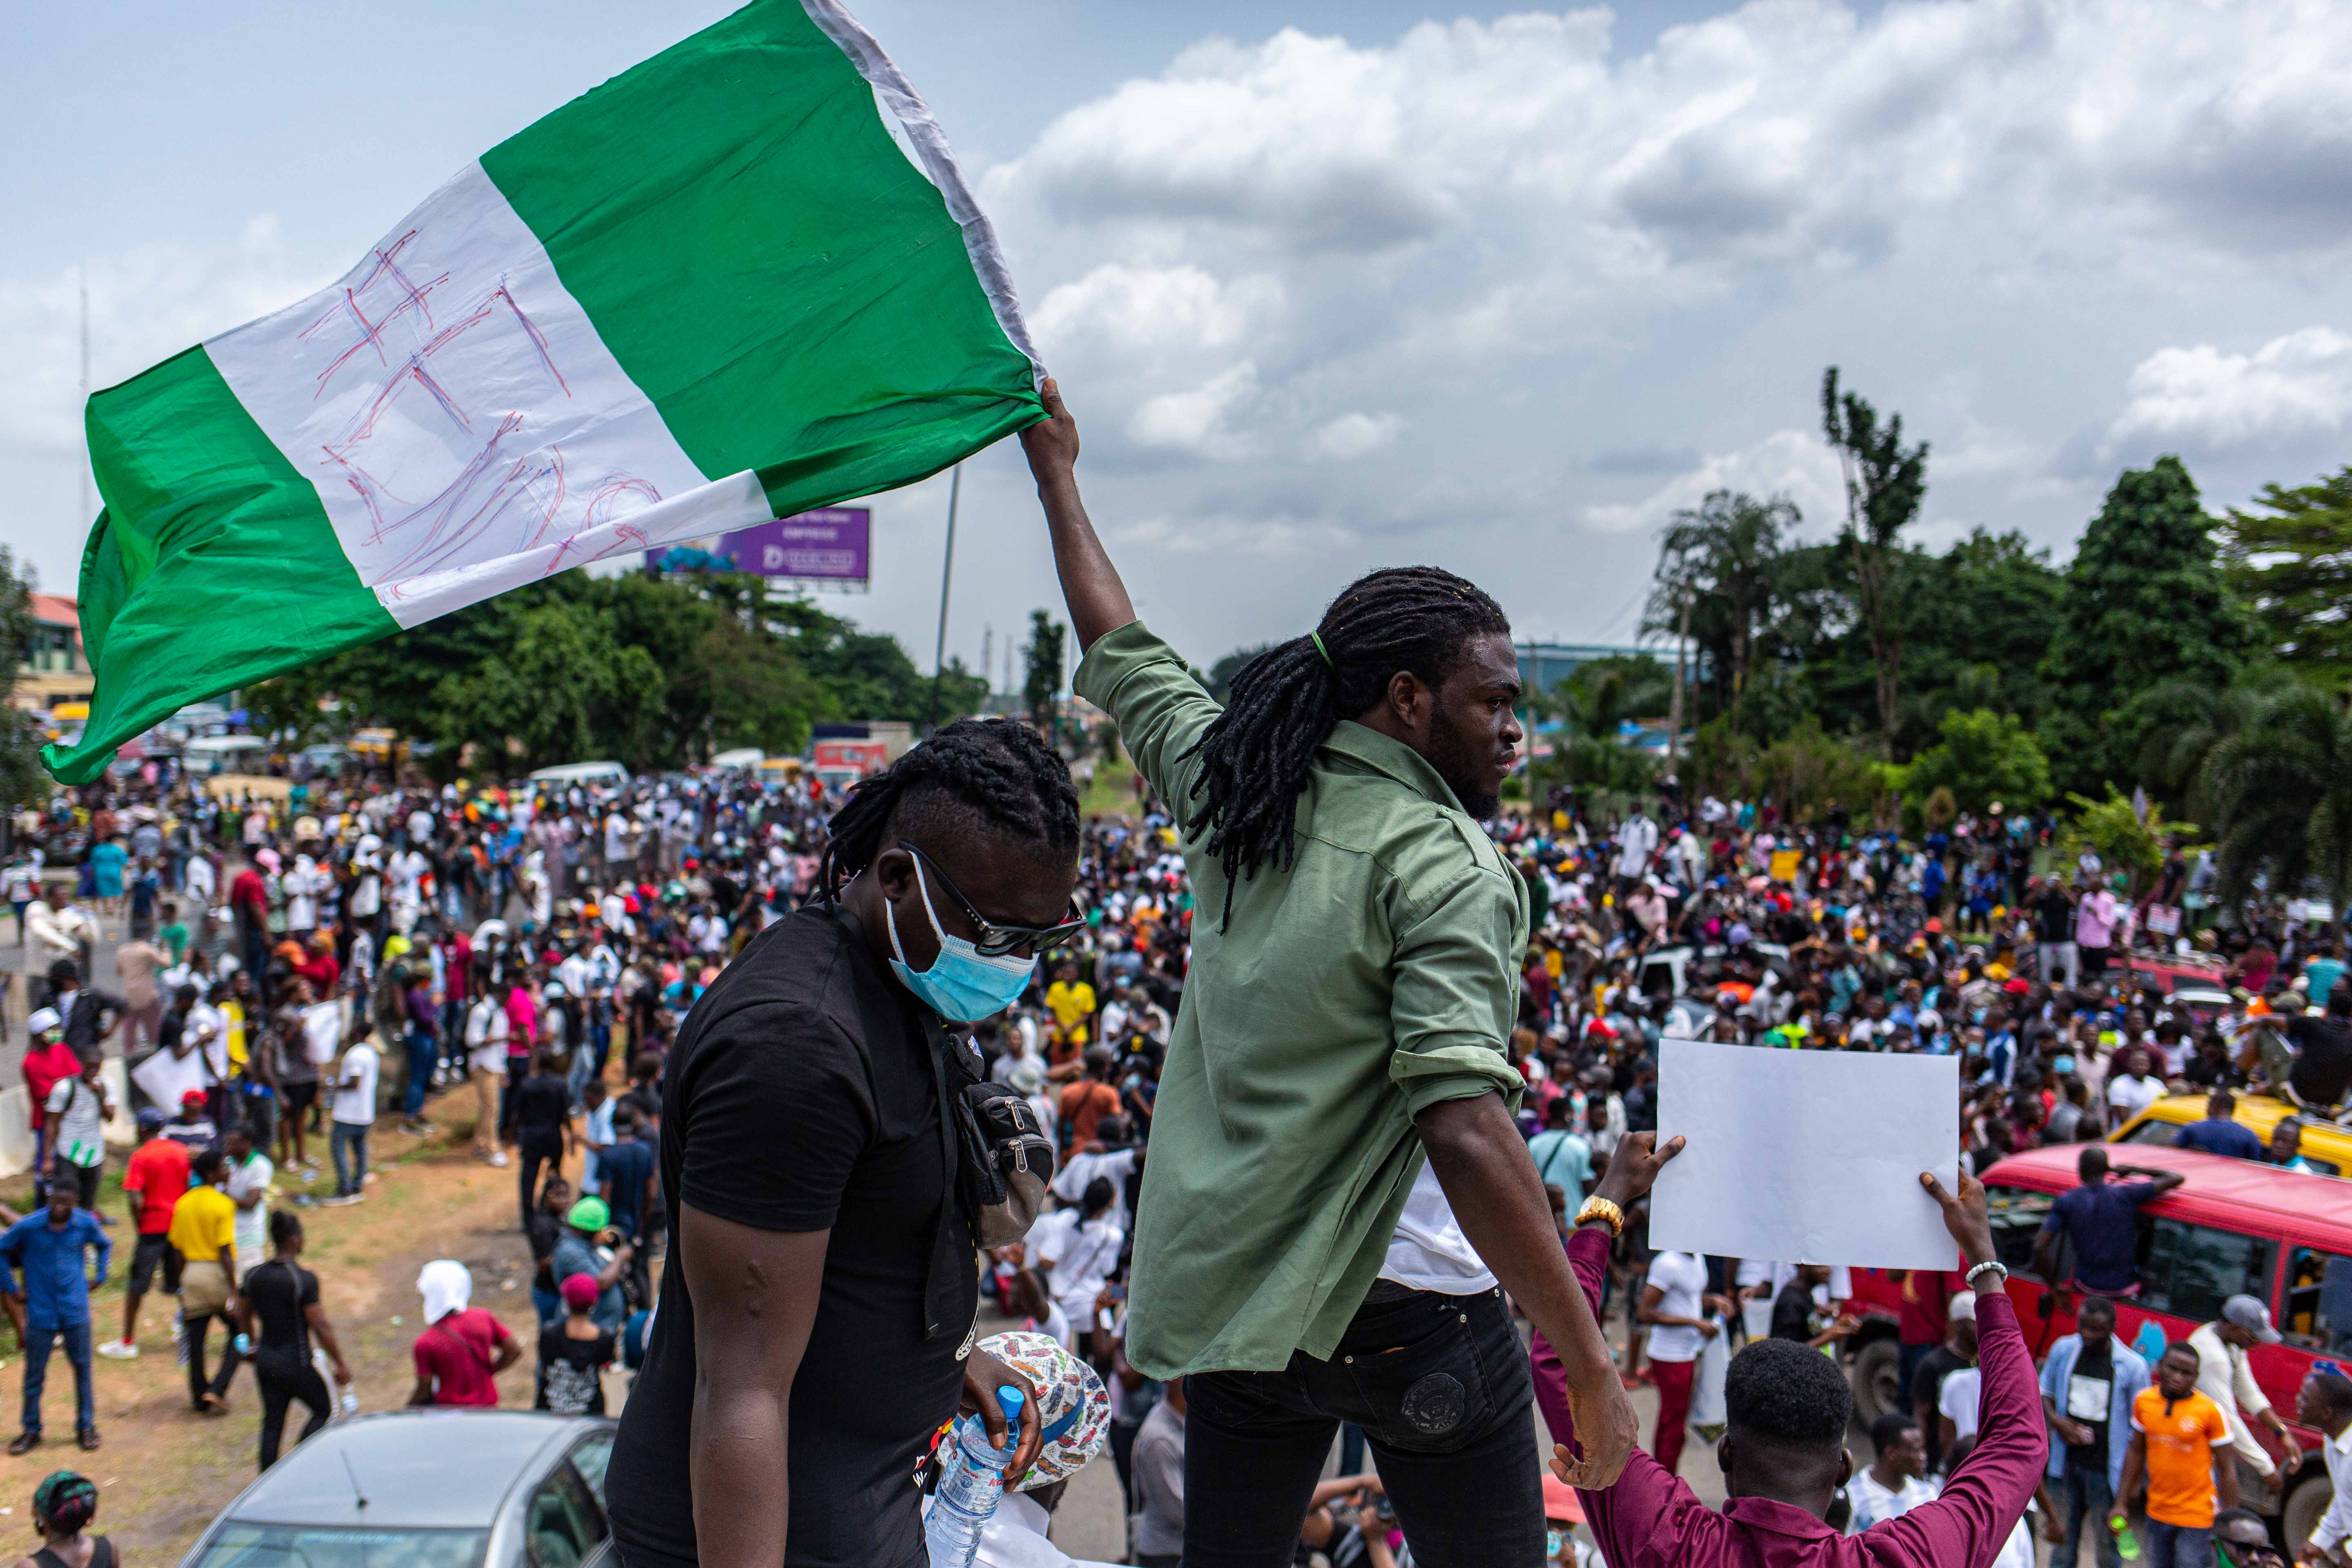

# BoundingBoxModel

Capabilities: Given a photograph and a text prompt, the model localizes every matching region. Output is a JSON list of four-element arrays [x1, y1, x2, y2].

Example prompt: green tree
[[2197, 683, 2352, 906], [2054, 789, 2198, 900], [1022, 610, 1068, 744], [1204, 643, 1274, 700], [0, 549, 53, 806], [2041, 456, 2258, 795], [1902, 707, 2052, 816], [1645, 490, 1797, 719], [2219, 465, 2352, 680], [1821, 367, 1929, 748]]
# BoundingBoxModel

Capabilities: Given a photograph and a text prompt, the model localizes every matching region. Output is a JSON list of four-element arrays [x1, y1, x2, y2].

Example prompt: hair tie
[[1308, 631, 1335, 670]]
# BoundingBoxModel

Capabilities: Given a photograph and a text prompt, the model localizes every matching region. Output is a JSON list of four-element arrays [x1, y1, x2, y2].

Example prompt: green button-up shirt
[[1075, 621, 1527, 1379]]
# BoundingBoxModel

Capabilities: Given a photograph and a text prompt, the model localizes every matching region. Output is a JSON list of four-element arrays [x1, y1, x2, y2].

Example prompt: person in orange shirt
[[2118, 1341, 2238, 1568], [1057, 1047, 1121, 1156]]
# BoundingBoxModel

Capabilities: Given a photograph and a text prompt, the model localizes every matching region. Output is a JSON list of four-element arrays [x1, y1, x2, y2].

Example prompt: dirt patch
[[0, 1091, 572, 1564]]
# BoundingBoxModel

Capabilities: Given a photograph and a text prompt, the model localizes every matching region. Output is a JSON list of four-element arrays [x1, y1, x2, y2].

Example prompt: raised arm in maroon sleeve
[[1873, 1285, 2044, 1563], [1530, 1200, 2040, 1566], [1532, 1225, 1723, 1566]]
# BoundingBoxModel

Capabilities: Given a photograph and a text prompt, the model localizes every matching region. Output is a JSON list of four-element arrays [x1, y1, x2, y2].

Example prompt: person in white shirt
[[2295, 1370, 2352, 1565], [323, 1029, 378, 1205], [1053, 1134, 1142, 1241], [2106, 1047, 2165, 1125], [42, 1055, 115, 1211], [1846, 1412, 1939, 1533], [1036, 1178, 1125, 1329], [1639, 1250, 1729, 1477], [2188, 1298, 2292, 1480], [225, 1124, 275, 1281], [283, 854, 329, 937], [1614, 813, 1659, 883], [464, 985, 512, 1167]]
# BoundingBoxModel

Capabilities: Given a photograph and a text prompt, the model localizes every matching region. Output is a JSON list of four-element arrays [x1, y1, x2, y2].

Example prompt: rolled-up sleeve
[[1388, 866, 1526, 1116], [1072, 621, 1220, 836]]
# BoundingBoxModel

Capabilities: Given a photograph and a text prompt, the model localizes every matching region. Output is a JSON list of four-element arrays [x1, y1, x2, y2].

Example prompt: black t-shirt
[[1770, 1281, 1821, 1343], [244, 1258, 318, 1359], [2065, 1339, 2113, 1468], [536, 1326, 612, 1416], [599, 1137, 656, 1240], [2291, 1013, 2352, 1106], [2034, 887, 2073, 944], [1910, 1344, 1969, 1470], [609, 903, 972, 1568], [514, 1074, 572, 1143]]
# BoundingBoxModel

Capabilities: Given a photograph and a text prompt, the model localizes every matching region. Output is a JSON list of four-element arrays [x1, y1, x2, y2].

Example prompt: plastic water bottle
[[924, 1386, 1025, 1568]]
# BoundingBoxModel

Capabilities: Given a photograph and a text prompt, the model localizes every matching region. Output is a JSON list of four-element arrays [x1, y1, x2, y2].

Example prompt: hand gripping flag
[[47, 0, 1043, 784]]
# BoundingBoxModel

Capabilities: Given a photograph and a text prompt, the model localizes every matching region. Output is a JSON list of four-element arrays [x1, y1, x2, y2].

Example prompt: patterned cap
[[978, 1330, 1111, 1491]]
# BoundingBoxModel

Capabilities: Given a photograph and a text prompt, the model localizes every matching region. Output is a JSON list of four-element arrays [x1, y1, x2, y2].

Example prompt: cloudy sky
[[7, 0, 2350, 685]]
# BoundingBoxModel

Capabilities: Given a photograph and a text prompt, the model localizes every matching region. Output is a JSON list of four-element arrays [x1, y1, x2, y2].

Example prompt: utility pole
[[1666, 583, 1692, 768], [78, 267, 91, 524], [925, 463, 962, 733]]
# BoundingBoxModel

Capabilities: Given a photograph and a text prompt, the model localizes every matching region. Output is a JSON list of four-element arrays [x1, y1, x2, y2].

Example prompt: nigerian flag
[[47, 0, 1043, 784]]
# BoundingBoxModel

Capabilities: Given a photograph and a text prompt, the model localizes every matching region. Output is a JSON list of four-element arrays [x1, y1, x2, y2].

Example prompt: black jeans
[[184, 1308, 243, 1409], [1185, 1284, 1543, 1568], [254, 1347, 330, 1469], [519, 1136, 565, 1232]]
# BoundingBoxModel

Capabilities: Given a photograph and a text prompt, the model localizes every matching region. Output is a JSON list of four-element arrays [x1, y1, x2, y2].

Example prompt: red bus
[[1843, 1144, 2352, 1550]]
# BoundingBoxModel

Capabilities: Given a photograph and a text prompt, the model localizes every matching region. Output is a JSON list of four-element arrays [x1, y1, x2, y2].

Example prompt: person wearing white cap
[[2187, 1295, 2291, 1479], [964, 1330, 1121, 1568]]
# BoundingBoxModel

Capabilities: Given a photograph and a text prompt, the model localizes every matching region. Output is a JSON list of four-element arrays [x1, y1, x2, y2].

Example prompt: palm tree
[[2132, 668, 2302, 819], [2198, 684, 2352, 905]]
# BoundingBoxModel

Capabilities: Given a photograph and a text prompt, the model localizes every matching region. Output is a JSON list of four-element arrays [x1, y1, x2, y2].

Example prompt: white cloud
[[2109, 326, 2352, 451], [1582, 430, 1847, 535], [1029, 263, 1281, 364], [1310, 411, 1404, 461], [1129, 363, 1260, 454]]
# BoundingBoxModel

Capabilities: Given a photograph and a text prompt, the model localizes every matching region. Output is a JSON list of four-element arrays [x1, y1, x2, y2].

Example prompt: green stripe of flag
[[45, 348, 394, 784], [46, 0, 1045, 786], [481, 0, 1042, 518]]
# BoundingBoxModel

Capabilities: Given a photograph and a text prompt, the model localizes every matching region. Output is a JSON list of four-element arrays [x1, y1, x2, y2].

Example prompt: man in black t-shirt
[[610, 721, 1079, 1568], [236, 1211, 350, 1471], [511, 1051, 572, 1233], [2289, 986, 2352, 1110], [1909, 1293, 1977, 1474]]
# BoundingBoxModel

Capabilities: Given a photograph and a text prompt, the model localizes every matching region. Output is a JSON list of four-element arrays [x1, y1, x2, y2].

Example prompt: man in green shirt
[[1022, 381, 1637, 1566]]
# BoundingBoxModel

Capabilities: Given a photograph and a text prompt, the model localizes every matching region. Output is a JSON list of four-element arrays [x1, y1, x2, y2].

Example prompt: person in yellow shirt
[[2119, 1342, 2238, 1567], [167, 1150, 244, 1416], [1044, 958, 1096, 1051]]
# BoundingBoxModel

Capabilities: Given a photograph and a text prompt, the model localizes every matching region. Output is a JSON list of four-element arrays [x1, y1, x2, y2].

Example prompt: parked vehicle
[[178, 1410, 614, 1568], [528, 760, 630, 789], [2111, 1092, 2352, 1178], [182, 735, 273, 777], [1844, 1144, 2352, 1552]]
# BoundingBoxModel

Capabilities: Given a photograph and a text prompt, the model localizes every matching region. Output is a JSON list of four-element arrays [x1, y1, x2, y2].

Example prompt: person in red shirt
[[230, 864, 271, 988], [293, 932, 339, 996], [1057, 1048, 1122, 1155], [104, 1109, 192, 1358], [408, 1259, 519, 1407], [20, 1009, 83, 1184]]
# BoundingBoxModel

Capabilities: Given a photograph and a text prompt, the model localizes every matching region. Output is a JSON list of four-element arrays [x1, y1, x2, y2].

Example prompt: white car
[[179, 1411, 615, 1568]]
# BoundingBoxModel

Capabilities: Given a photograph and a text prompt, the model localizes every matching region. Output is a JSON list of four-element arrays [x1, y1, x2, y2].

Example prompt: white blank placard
[[1650, 1038, 1962, 1270]]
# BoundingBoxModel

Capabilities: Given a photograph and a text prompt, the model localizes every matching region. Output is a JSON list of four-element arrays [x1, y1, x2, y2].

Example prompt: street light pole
[[926, 463, 962, 732]]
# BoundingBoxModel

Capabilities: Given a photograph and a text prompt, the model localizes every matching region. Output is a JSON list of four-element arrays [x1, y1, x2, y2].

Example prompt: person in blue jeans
[[2039, 1296, 2150, 1568], [0, 1185, 112, 1453]]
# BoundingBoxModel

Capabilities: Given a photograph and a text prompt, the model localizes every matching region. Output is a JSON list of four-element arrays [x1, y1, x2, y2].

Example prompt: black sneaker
[[7, 1432, 39, 1456]]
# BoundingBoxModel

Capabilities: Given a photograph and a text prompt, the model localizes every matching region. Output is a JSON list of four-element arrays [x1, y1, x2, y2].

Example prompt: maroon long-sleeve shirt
[[1532, 1227, 2040, 1567]]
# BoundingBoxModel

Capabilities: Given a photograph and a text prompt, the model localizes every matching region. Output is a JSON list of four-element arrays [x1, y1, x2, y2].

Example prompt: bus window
[[1983, 1184, 2052, 1280], [2281, 1249, 2352, 1357], [2138, 1219, 2274, 1324]]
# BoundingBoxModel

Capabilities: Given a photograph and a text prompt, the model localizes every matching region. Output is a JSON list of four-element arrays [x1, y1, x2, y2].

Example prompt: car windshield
[[193, 1524, 488, 1568]]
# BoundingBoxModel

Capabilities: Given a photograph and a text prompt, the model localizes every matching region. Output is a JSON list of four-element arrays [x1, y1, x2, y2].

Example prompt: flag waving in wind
[[47, 0, 1044, 784]]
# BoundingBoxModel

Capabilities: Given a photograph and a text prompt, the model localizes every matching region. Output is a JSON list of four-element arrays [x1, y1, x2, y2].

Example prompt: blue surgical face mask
[[886, 857, 1037, 1022]]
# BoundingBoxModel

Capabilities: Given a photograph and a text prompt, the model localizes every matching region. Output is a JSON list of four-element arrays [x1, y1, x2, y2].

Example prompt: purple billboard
[[645, 507, 870, 587]]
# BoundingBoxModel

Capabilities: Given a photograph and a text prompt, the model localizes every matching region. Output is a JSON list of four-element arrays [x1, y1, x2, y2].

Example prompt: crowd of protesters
[[8, 723, 2352, 1563]]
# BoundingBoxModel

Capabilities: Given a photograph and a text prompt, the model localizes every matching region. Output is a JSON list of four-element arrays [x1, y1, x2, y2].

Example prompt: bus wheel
[[1848, 1337, 1902, 1426], [2286, 1470, 2332, 1557]]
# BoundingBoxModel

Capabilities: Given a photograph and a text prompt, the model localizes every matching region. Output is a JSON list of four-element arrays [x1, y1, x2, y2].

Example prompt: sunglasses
[[2218, 1539, 2285, 1568], [902, 843, 1085, 959]]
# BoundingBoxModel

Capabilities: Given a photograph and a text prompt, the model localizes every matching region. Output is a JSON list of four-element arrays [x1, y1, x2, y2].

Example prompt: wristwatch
[[1574, 1196, 1625, 1239]]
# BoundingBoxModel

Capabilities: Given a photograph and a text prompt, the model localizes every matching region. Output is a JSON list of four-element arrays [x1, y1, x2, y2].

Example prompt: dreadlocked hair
[[1181, 566, 1508, 919], [815, 717, 1080, 900]]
